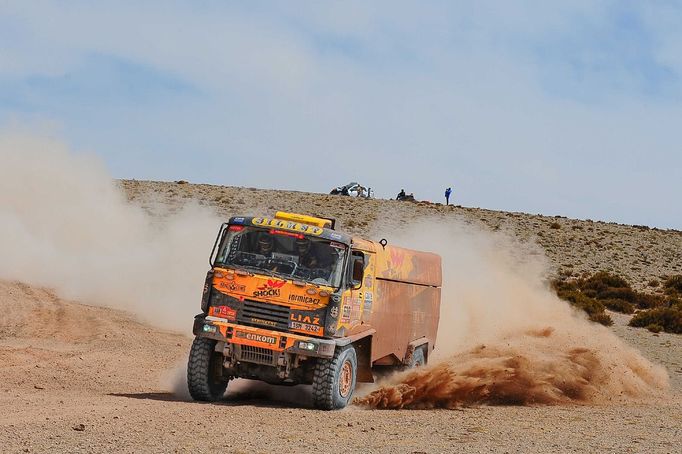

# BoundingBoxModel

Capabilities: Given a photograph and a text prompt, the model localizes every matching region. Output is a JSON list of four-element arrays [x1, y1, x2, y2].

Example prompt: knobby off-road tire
[[312, 345, 357, 410], [187, 337, 229, 402]]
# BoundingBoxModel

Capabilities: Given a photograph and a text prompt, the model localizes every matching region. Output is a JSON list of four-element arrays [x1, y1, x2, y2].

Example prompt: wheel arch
[[335, 329, 375, 383]]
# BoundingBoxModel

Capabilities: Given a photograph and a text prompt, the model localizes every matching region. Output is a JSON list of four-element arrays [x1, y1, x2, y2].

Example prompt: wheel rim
[[339, 360, 353, 398]]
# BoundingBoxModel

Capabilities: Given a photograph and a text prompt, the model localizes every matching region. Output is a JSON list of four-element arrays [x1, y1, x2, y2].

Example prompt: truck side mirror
[[351, 257, 364, 289]]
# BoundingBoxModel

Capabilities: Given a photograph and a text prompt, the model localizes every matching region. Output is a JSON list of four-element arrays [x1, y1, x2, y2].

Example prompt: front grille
[[239, 345, 275, 365], [238, 299, 290, 330]]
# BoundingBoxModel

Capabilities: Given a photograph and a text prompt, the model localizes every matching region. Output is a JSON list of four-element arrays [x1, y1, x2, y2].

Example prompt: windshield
[[214, 225, 347, 288]]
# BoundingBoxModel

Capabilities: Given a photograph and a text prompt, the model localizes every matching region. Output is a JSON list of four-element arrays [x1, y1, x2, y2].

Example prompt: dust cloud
[[0, 131, 221, 331], [355, 222, 669, 408]]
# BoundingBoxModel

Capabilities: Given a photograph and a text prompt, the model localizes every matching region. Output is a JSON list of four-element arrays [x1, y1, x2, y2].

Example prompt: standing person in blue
[[444, 187, 452, 205]]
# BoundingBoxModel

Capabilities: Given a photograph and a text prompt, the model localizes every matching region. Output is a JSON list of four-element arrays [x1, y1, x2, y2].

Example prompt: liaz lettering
[[288, 294, 321, 305], [290, 313, 320, 325]]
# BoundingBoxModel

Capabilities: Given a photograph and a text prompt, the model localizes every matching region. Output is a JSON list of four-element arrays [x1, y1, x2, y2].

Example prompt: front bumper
[[193, 314, 336, 358]]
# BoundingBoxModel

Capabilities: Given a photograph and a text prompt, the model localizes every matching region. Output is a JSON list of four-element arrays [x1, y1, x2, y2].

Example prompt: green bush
[[629, 307, 682, 334]]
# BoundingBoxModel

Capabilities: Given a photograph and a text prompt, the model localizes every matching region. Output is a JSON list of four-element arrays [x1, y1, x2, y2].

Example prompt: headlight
[[202, 324, 217, 334], [298, 341, 316, 350]]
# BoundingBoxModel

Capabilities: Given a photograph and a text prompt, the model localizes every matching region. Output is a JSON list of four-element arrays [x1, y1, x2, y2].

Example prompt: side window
[[349, 250, 365, 288]]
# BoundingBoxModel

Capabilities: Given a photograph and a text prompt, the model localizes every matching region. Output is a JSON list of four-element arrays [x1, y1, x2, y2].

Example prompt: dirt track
[[1, 281, 680, 453]]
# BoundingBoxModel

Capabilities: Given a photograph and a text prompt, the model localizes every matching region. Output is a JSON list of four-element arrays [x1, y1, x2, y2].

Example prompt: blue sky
[[1, 1, 681, 228]]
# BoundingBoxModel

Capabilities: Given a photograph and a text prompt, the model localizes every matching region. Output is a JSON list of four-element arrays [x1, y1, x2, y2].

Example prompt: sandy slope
[[1, 181, 681, 453]]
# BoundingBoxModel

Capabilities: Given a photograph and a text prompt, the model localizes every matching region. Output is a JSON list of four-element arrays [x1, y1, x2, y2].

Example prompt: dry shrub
[[663, 275, 682, 296], [549, 222, 561, 229], [578, 271, 662, 309], [551, 281, 612, 326], [589, 312, 614, 326], [646, 324, 663, 333], [583, 271, 629, 291], [552, 271, 669, 326], [602, 298, 635, 314], [629, 307, 682, 334]]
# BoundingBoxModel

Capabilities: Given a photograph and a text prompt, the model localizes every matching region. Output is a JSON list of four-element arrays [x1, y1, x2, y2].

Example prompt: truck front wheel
[[312, 345, 357, 410], [187, 337, 229, 402]]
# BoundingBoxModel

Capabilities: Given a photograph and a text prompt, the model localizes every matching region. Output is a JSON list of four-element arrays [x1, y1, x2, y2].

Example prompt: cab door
[[347, 249, 376, 329]]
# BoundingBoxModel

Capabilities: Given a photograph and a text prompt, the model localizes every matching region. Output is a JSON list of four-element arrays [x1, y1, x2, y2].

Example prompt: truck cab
[[188, 211, 441, 409]]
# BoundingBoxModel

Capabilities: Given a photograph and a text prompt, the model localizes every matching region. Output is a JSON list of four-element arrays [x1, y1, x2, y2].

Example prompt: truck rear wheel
[[312, 345, 357, 410], [187, 337, 229, 402], [407, 346, 426, 368]]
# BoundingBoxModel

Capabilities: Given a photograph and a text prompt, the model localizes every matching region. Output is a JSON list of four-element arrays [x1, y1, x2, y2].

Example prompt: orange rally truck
[[187, 211, 442, 409]]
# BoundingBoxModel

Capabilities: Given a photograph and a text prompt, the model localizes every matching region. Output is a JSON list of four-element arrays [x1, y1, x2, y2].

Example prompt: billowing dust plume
[[355, 221, 669, 408], [0, 131, 221, 331]]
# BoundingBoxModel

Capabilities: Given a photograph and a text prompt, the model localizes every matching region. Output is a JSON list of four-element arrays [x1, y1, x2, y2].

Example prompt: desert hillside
[[122, 179, 682, 290]]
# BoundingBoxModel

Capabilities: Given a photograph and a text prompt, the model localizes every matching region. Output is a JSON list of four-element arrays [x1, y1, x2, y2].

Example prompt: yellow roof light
[[275, 211, 332, 229]]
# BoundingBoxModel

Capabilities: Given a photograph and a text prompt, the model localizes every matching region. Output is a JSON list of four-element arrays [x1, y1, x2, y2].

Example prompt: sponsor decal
[[290, 313, 321, 325], [289, 321, 323, 335], [341, 304, 351, 322], [210, 305, 236, 320], [390, 248, 405, 268], [235, 331, 277, 344], [233, 217, 245, 223], [309, 226, 323, 235], [219, 281, 246, 292], [364, 275, 373, 288], [250, 317, 278, 327], [288, 294, 321, 305], [253, 279, 286, 298], [330, 306, 339, 318], [364, 292, 373, 314], [252, 218, 323, 235], [330, 232, 342, 240]]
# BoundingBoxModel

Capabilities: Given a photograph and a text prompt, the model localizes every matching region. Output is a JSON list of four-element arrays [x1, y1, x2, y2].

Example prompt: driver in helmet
[[257, 234, 274, 257], [296, 237, 319, 268]]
